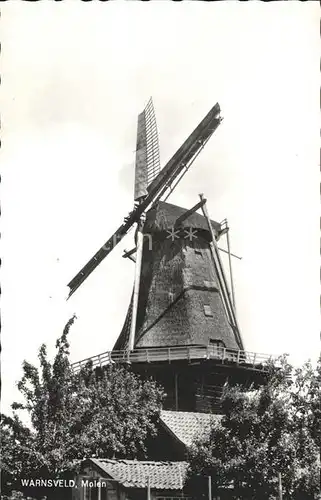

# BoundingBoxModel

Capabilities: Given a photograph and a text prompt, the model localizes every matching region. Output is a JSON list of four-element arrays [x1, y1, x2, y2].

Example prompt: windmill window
[[194, 248, 202, 256], [203, 305, 213, 317], [209, 339, 225, 348]]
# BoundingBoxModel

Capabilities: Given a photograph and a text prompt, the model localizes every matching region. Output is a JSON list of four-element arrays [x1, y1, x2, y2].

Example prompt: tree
[[188, 356, 321, 500], [1, 316, 165, 498], [1, 413, 40, 490], [293, 356, 321, 462]]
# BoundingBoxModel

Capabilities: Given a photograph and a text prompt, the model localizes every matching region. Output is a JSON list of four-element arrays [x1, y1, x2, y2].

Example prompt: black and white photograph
[[1, 2, 320, 499]]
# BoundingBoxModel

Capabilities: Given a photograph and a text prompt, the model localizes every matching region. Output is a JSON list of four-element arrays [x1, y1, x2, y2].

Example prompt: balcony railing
[[71, 345, 275, 374]]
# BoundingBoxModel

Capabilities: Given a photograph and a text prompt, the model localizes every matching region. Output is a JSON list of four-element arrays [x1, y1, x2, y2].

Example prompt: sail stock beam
[[128, 220, 144, 351], [199, 194, 244, 350]]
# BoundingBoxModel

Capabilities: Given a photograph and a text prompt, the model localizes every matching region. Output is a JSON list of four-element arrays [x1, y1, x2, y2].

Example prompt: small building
[[72, 411, 222, 500], [73, 458, 191, 500]]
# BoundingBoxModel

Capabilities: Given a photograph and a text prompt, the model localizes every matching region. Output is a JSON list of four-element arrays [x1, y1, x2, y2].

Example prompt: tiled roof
[[90, 458, 188, 490], [160, 410, 221, 447]]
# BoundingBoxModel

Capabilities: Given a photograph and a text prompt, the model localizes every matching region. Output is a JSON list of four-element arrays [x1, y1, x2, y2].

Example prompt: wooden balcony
[[71, 345, 275, 374]]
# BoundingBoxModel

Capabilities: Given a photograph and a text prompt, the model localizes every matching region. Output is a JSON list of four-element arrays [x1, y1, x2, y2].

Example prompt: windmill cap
[[143, 201, 221, 234]]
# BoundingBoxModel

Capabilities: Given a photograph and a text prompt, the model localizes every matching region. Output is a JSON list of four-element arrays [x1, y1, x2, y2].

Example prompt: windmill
[[70, 99, 272, 413]]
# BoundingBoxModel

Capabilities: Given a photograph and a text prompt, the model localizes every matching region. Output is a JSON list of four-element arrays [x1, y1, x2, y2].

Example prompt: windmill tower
[[69, 99, 272, 413]]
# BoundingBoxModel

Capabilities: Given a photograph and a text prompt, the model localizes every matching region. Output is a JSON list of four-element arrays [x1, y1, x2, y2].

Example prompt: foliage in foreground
[[188, 355, 321, 500], [1, 316, 165, 497]]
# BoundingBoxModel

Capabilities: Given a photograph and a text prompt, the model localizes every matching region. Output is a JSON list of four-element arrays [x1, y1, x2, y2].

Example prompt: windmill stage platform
[[71, 345, 275, 413], [72, 345, 273, 373]]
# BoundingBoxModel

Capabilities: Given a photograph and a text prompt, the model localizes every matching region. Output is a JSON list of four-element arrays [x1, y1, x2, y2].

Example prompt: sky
[[1, 1, 320, 414]]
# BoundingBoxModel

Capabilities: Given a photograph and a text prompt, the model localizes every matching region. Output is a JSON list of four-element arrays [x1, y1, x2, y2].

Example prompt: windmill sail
[[134, 98, 160, 201], [68, 102, 221, 297]]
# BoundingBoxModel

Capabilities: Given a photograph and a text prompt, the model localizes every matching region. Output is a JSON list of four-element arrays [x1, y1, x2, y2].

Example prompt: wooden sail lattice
[[134, 97, 161, 201], [145, 98, 161, 187]]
